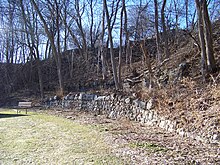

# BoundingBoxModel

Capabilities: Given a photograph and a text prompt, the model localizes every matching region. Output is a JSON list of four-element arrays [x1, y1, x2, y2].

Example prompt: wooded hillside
[[0, 0, 219, 105]]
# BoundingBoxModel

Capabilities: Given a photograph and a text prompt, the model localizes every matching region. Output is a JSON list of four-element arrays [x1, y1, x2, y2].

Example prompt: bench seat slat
[[17, 102, 32, 114], [18, 102, 32, 107]]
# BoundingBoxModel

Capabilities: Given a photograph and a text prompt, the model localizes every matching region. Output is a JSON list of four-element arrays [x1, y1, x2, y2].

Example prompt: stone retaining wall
[[46, 93, 219, 144]]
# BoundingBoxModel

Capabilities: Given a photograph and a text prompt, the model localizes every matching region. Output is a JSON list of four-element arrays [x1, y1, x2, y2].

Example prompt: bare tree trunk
[[191, 9, 197, 30], [103, 0, 119, 90], [74, 0, 88, 60], [35, 13, 44, 100], [20, 0, 44, 99], [63, 0, 68, 51], [129, 41, 133, 68], [161, 0, 170, 58], [195, 0, 216, 78], [31, 0, 64, 95], [36, 59, 44, 100], [6, 38, 9, 63], [55, 0, 64, 95], [140, 40, 153, 89], [123, 0, 129, 66], [185, 0, 189, 29], [97, 42, 101, 75], [70, 51, 74, 78], [62, 17, 83, 57], [126, 40, 130, 66], [174, 0, 179, 40], [195, 0, 208, 81], [154, 0, 161, 63], [118, 0, 124, 88], [202, 0, 216, 72], [8, 1, 15, 64], [101, 1, 107, 80], [89, 0, 94, 48], [45, 39, 49, 59]]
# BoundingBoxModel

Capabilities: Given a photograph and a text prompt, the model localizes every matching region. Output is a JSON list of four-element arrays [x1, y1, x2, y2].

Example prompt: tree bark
[[100, 1, 107, 80], [202, 0, 216, 72], [185, 0, 189, 29], [161, 0, 170, 58], [122, 0, 129, 66], [63, 0, 68, 51], [20, 0, 44, 99], [62, 17, 83, 57], [37, 59, 44, 100], [140, 40, 153, 89], [154, 0, 161, 63], [118, 0, 124, 88], [103, 0, 119, 90], [89, 0, 94, 48], [31, 0, 64, 95], [55, 0, 64, 95], [195, 0, 207, 80], [74, 0, 88, 60], [195, 0, 216, 77]]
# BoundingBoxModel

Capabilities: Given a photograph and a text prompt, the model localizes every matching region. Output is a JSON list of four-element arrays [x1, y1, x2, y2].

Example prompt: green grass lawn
[[0, 109, 125, 165]]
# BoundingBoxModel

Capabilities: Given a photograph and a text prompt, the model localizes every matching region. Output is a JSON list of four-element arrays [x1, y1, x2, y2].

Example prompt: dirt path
[[49, 108, 220, 165], [0, 108, 219, 165]]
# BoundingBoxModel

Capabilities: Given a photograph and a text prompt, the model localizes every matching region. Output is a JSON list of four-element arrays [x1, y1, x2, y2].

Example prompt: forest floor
[[0, 108, 219, 165]]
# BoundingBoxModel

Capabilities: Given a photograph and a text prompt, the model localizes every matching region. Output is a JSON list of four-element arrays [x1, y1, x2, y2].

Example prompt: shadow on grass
[[0, 113, 28, 118]]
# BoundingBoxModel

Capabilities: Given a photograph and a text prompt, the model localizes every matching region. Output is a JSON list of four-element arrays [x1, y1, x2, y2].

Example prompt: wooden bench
[[17, 102, 32, 114]]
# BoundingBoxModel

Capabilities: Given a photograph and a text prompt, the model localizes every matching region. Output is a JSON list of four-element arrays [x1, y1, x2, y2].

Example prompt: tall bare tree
[[73, 0, 88, 60], [30, 0, 64, 95], [103, 0, 119, 90], [161, 0, 170, 58], [201, 0, 216, 72], [154, 0, 161, 63], [140, 39, 153, 89], [19, 0, 44, 99], [88, 0, 94, 48], [123, 0, 129, 66], [185, 0, 189, 29], [100, 0, 107, 80], [118, 0, 125, 88], [4, 0, 16, 64], [195, 0, 216, 77]]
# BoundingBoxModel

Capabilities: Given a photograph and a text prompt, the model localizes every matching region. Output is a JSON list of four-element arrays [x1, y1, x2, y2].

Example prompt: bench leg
[[26, 109, 27, 114]]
